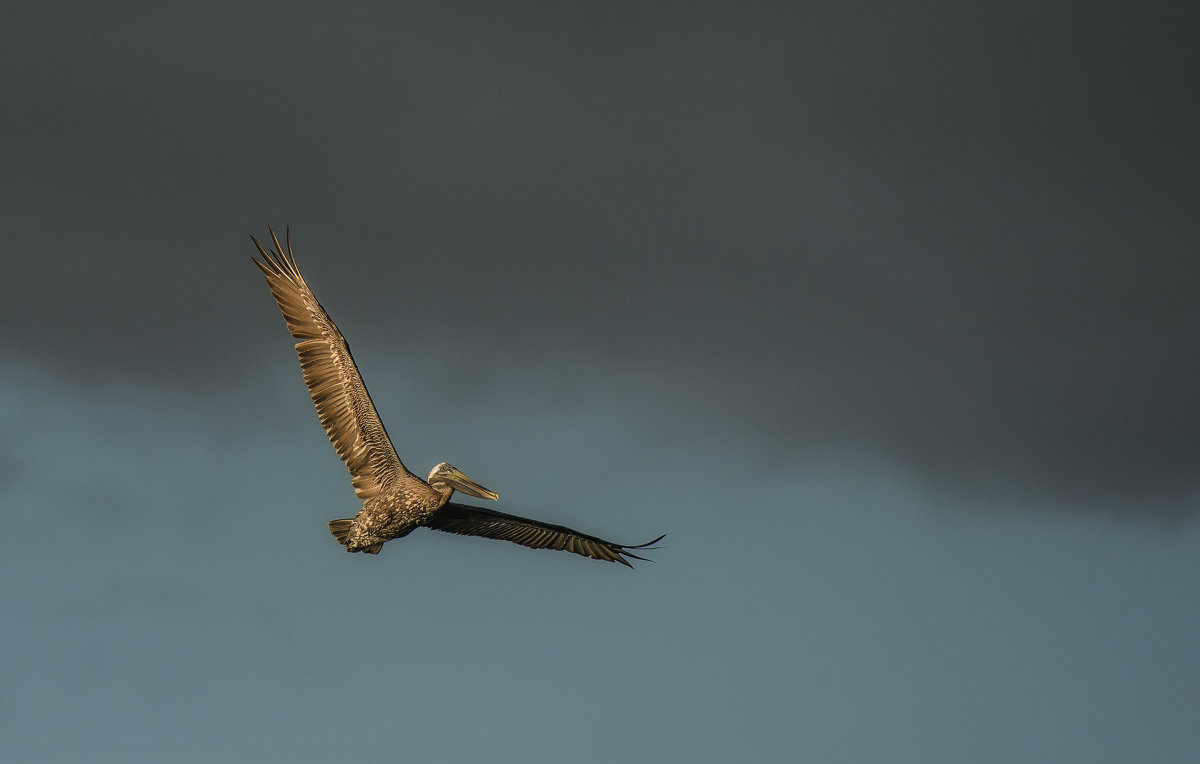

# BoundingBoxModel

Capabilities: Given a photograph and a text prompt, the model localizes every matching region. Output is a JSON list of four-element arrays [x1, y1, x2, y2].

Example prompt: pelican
[[251, 227, 664, 566]]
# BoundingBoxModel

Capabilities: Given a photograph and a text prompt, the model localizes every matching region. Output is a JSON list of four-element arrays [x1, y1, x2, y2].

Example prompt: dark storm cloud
[[3, 1, 1198, 504]]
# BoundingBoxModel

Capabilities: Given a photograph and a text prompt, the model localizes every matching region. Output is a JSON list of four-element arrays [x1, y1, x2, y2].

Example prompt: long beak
[[444, 468, 499, 500]]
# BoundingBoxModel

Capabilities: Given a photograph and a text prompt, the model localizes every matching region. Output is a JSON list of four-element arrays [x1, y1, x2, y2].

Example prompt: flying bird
[[251, 227, 664, 566]]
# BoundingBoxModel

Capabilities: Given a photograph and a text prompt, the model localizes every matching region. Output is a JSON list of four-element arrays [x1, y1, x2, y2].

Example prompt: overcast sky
[[3, 2, 1199, 761]]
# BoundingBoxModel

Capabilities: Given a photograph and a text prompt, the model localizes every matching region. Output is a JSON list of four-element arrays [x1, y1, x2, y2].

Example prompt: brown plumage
[[251, 227, 664, 566]]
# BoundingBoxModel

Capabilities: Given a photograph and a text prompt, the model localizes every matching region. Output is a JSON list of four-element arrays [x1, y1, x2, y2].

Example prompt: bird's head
[[427, 462, 499, 501]]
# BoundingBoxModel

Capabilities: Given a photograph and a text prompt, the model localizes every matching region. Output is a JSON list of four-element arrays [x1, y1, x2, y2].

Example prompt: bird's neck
[[430, 481, 454, 505]]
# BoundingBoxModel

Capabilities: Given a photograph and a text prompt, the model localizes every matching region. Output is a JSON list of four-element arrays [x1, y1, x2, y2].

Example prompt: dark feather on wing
[[426, 502, 666, 567]]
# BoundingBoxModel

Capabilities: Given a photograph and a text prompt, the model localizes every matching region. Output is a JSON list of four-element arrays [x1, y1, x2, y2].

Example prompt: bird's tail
[[328, 518, 354, 545], [328, 518, 385, 554]]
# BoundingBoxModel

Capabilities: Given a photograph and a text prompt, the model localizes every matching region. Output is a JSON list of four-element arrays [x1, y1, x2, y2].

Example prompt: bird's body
[[331, 478, 444, 554], [251, 227, 663, 566]]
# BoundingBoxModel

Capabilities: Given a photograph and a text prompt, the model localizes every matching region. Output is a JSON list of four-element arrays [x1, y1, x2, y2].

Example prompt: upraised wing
[[426, 502, 666, 567], [252, 227, 412, 499]]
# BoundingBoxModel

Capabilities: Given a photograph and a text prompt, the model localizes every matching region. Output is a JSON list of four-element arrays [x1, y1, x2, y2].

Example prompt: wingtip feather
[[622, 533, 667, 550]]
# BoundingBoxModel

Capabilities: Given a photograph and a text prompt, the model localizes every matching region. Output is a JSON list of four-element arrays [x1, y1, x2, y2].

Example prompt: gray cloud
[[3, 1, 1197, 506]]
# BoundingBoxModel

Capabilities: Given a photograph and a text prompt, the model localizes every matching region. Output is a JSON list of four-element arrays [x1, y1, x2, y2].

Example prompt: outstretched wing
[[252, 226, 412, 499], [426, 502, 666, 567]]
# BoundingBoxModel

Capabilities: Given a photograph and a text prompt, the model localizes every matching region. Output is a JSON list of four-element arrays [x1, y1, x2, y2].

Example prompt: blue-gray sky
[[3, 2, 1199, 761]]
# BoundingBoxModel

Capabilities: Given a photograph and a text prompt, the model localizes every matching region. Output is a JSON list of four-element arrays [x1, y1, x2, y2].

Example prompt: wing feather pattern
[[251, 227, 411, 499], [426, 502, 666, 567]]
